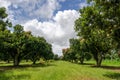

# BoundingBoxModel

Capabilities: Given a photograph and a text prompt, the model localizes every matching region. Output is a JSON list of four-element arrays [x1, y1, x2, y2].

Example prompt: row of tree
[[0, 7, 54, 66], [63, 0, 120, 66], [62, 38, 92, 64]]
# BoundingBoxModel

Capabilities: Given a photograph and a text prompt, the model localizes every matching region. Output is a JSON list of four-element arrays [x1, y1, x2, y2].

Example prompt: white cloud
[[52, 44, 68, 55], [0, 0, 11, 9], [23, 10, 79, 55], [29, 0, 60, 19], [79, 2, 88, 9], [0, 0, 80, 55], [0, 0, 61, 23]]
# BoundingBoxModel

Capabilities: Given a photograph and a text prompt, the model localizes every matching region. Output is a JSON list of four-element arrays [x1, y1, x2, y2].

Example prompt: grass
[[0, 60, 120, 80]]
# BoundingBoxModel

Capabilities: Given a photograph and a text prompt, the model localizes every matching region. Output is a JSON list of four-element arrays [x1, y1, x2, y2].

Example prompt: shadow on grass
[[70, 61, 95, 66], [0, 63, 56, 71], [101, 66, 120, 70], [91, 65, 120, 70], [80, 63, 120, 79], [0, 71, 30, 80], [104, 72, 120, 80], [81, 63, 95, 66]]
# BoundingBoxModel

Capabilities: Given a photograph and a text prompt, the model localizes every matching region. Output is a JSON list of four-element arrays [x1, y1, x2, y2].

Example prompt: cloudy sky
[[0, 0, 87, 55]]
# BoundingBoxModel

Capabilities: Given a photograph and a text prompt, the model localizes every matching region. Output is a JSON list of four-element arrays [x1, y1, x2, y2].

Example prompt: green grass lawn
[[0, 60, 120, 80]]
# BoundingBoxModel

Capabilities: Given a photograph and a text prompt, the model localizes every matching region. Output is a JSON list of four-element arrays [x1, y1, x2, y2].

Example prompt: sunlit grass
[[0, 60, 120, 80]]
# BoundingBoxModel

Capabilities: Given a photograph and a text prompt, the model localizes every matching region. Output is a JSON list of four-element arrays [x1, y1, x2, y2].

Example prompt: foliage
[[74, 0, 119, 66], [53, 54, 59, 60], [86, 0, 120, 49], [0, 7, 53, 66], [62, 38, 92, 64], [24, 36, 53, 64], [62, 48, 75, 62]]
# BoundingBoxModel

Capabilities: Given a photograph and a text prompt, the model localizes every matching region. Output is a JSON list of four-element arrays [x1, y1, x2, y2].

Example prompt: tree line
[[62, 0, 120, 67], [0, 7, 54, 66]]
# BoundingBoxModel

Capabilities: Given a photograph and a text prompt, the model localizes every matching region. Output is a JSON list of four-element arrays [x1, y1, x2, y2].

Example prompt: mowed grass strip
[[0, 61, 120, 80]]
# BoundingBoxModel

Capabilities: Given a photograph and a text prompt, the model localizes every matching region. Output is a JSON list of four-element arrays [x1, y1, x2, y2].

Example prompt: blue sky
[[59, 0, 86, 10], [7, 0, 87, 22], [0, 0, 87, 55]]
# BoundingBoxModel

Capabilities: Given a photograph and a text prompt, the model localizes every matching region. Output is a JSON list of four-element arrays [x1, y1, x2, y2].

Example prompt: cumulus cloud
[[0, 0, 61, 23], [28, 0, 60, 19], [79, 2, 88, 9], [52, 44, 68, 55], [0, 0, 11, 9], [0, 0, 80, 55], [23, 10, 79, 55]]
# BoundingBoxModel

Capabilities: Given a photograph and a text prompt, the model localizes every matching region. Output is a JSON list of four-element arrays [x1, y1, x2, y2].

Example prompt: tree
[[69, 38, 84, 63], [53, 54, 59, 60], [0, 7, 8, 19], [87, 30, 112, 66], [42, 43, 54, 61], [69, 38, 92, 64], [63, 47, 80, 63], [11, 24, 29, 66], [24, 36, 41, 64], [62, 48, 73, 62], [113, 28, 120, 50], [87, 0, 120, 58], [0, 30, 12, 63], [0, 7, 54, 66], [0, 7, 12, 63], [24, 36, 53, 64], [75, 2, 114, 66]]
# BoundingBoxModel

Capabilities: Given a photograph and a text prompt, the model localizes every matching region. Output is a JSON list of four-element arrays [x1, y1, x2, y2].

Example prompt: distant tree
[[24, 36, 53, 64], [53, 54, 59, 60], [69, 38, 82, 63], [24, 37, 42, 64], [62, 48, 71, 61], [36, 37, 54, 62], [69, 38, 92, 64], [42, 43, 54, 61], [62, 48, 76, 62]]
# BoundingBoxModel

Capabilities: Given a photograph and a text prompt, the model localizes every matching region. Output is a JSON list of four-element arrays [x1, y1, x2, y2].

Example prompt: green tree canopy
[[74, 0, 117, 66]]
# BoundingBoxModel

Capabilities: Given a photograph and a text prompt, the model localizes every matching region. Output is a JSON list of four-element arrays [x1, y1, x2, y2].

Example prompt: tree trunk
[[7, 60, 10, 63], [80, 57, 84, 64], [96, 53, 102, 67], [33, 60, 36, 64], [74, 59, 78, 63], [13, 55, 20, 66], [14, 58, 19, 66], [96, 58, 102, 67], [80, 60, 83, 64], [13, 48, 21, 66], [26, 59, 28, 62]]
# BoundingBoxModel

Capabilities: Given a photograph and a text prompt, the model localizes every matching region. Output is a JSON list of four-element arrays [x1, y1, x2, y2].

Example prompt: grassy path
[[0, 61, 120, 80]]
